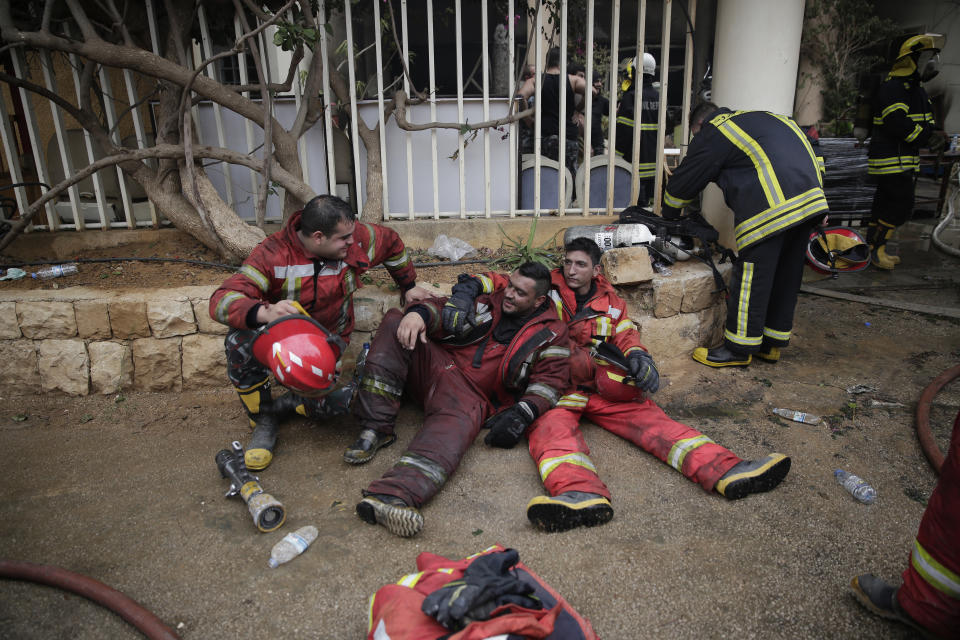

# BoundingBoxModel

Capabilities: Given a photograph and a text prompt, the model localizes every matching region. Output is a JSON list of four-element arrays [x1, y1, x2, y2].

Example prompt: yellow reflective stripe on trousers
[[667, 435, 714, 471], [726, 262, 762, 347], [539, 452, 598, 482], [763, 326, 790, 341], [714, 118, 783, 207], [911, 539, 960, 598], [557, 393, 588, 408]]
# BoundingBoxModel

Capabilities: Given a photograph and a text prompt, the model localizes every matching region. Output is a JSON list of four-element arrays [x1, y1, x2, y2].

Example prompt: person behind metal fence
[[351, 262, 570, 538], [444, 238, 791, 533], [208, 195, 430, 471], [865, 33, 946, 270], [615, 53, 660, 206], [851, 408, 960, 638], [662, 102, 829, 368]]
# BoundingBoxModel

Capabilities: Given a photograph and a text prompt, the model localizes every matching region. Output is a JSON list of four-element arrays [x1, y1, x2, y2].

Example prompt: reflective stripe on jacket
[[662, 108, 828, 251], [868, 73, 936, 175], [615, 80, 659, 178], [209, 211, 416, 341]]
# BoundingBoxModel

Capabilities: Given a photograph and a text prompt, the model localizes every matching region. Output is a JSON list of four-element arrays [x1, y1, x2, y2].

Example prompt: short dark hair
[[546, 47, 561, 69], [300, 195, 356, 236], [690, 101, 719, 128], [568, 62, 585, 77], [564, 237, 602, 266], [516, 261, 552, 298]]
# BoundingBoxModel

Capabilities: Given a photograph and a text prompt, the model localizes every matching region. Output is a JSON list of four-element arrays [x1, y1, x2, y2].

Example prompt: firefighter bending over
[[662, 103, 828, 368]]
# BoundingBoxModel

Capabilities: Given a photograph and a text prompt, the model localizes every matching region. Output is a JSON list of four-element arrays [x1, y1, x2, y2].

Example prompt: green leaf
[[79, 414, 94, 423], [472, 528, 483, 536], [12, 414, 27, 422], [324, 22, 333, 36]]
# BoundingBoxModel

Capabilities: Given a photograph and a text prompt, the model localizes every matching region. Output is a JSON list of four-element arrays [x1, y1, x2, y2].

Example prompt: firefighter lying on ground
[[662, 102, 829, 368], [209, 195, 430, 471], [444, 238, 792, 533], [350, 262, 570, 538]]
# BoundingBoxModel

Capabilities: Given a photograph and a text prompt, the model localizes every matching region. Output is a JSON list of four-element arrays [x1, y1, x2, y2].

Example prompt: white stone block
[[0, 302, 20, 339], [37, 339, 89, 396], [132, 337, 182, 391], [147, 299, 197, 338], [0, 340, 39, 393], [75, 300, 112, 339], [17, 301, 77, 338], [88, 341, 134, 394], [182, 334, 227, 387]]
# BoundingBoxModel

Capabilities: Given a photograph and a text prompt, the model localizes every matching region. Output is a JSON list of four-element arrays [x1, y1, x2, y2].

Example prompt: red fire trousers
[[896, 409, 960, 637], [528, 393, 742, 499]]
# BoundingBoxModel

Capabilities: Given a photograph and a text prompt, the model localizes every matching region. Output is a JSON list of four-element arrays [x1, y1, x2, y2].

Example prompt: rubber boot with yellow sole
[[692, 345, 752, 368], [237, 380, 278, 471]]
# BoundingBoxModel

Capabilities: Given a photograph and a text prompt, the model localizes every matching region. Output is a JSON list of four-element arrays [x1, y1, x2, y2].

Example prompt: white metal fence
[[0, 0, 695, 233]]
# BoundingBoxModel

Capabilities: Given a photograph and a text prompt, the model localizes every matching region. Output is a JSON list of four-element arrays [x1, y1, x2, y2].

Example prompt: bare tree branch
[[392, 90, 533, 132], [0, 143, 314, 252], [385, 0, 425, 100], [63, 0, 102, 42]]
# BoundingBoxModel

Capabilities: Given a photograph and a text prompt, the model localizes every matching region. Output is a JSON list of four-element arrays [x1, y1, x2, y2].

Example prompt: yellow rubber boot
[[871, 245, 899, 270], [237, 380, 278, 471]]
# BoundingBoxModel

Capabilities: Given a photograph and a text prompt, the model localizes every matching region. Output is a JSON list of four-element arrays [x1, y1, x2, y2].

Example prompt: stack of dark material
[[819, 137, 874, 226]]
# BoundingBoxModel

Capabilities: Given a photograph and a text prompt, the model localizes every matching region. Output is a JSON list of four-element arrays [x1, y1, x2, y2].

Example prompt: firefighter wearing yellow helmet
[[615, 53, 659, 205], [866, 34, 946, 270]]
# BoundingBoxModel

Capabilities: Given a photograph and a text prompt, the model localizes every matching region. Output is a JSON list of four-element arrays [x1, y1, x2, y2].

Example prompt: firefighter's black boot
[[526, 491, 613, 533], [850, 575, 934, 638], [692, 345, 752, 368], [343, 428, 397, 464], [715, 453, 791, 499], [237, 380, 280, 471]]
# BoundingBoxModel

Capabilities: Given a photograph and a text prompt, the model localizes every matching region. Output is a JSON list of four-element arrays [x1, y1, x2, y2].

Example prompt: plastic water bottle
[[32, 263, 78, 279], [834, 469, 877, 504], [772, 408, 821, 425], [268, 525, 318, 568]]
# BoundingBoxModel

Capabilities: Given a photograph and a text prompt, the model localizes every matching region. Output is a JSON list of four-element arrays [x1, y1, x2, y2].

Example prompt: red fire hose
[[0, 560, 180, 640], [915, 364, 960, 475]]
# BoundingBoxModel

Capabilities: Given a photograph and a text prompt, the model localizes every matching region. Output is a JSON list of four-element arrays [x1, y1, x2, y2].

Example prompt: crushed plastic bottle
[[32, 264, 78, 279], [268, 525, 318, 568], [772, 408, 821, 425], [834, 469, 877, 504]]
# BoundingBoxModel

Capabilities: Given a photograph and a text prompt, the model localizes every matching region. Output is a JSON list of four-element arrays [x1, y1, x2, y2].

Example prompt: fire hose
[[0, 560, 180, 639], [915, 364, 960, 474]]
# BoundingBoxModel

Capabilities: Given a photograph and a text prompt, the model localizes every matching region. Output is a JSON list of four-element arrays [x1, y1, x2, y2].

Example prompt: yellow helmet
[[890, 33, 943, 77], [620, 57, 635, 92]]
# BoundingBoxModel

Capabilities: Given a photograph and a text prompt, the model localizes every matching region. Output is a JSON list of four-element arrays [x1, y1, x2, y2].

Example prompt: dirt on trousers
[[0, 222, 958, 639]]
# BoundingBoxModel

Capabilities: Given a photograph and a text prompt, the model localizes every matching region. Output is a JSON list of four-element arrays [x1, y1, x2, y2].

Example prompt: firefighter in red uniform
[[353, 262, 570, 538], [446, 238, 791, 532], [209, 195, 429, 471], [852, 409, 960, 638]]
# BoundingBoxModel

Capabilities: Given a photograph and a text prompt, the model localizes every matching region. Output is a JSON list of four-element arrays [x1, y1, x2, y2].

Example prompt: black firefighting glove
[[441, 275, 484, 335], [627, 350, 660, 393], [421, 549, 541, 631], [483, 401, 536, 448], [926, 132, 947, 154]]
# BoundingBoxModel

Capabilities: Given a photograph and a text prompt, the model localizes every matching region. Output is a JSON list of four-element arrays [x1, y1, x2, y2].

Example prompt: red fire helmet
[[251, 315, 344, 397], [806, 227, 870, 275]]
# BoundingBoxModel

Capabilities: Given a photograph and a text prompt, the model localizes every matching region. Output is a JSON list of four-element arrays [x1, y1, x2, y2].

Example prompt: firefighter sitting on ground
[[209, 195, 430, 471], [445, 238, 792, 533], [349, 262, 570, 538]]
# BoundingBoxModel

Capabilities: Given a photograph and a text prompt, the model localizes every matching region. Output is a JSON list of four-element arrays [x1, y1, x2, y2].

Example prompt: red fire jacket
[[414, 289, 570, 418], [209, 211, 417, 341], [468, 269, 645, 387]]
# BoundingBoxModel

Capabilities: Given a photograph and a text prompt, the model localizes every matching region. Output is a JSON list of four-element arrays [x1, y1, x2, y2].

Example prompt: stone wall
[[0, 260, 729, 396]]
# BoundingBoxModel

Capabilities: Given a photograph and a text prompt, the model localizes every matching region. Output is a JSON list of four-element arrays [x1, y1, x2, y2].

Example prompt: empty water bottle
[[772, 408, 821, 425], [835, 469, 877, 504], [268, 525, 318, 568], [32, 263, 78, 279]]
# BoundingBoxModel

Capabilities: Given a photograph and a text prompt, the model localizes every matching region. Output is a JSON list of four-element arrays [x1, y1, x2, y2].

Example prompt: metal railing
[[0, 0, 695, 233]]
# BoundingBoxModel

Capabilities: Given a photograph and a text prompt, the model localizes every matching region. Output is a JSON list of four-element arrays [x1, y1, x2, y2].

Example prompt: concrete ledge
[[0, 262, 726, 395]]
